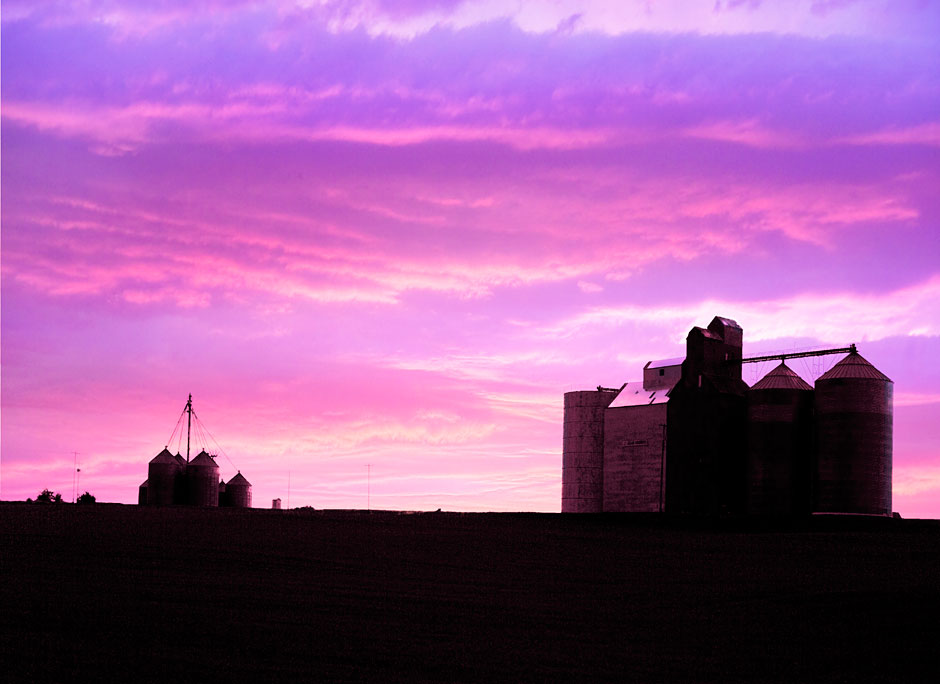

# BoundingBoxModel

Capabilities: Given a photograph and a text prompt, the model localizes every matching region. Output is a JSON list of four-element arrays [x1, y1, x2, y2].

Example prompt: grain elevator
[[562, 316, 893, 516]]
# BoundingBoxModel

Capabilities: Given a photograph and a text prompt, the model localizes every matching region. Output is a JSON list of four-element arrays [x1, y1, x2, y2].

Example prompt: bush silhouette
[[35, 489, 63, 503], [77, 491, 96, 504]]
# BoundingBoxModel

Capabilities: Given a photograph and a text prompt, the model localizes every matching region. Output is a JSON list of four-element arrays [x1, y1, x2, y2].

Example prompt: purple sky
[[2, 0, 938, 514]]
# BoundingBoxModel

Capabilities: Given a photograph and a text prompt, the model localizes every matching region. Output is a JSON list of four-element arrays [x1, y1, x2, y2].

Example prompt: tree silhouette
[[35, 489, 63, 503], [76, 491, 96, 504]]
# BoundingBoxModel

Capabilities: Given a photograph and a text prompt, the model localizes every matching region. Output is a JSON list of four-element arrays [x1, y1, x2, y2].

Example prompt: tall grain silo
[[147, 448, 181, 505], [746, 363, 814, 516], [562, 389, 618, 513], [814, 352, 893, 515], [186, 450, 220, 507], [138, 480, 149, 505], [225, 472, 252, 508]]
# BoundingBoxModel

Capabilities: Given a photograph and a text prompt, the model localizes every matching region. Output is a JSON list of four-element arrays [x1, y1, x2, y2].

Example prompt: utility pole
[[186, 393, 193, 463]]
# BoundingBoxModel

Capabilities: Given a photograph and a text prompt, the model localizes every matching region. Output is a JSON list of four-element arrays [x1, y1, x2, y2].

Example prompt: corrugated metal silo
[[147, 448, 181, 505], [138, 479, 149, 506], [746, 363, 814, 515], [218, 479, 227, 506], [562, 389, 617, 513], [814, 352, 893, 515], [226, 472, 252, 508], [186, 450, 220, 507]]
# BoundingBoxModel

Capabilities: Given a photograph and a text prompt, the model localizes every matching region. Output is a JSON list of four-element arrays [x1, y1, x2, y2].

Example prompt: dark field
[[2, 504, 938, 682]]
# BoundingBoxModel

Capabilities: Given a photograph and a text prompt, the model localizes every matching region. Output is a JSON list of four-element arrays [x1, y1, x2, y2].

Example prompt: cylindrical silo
[[225, 472, 252, 508], [746, 363, 814, 516], [814, 352, 893, 515], [147, 448, 181, 505], [562, 389, 617, 513], [186, 450, 220, 507], [218, 479, 227, 506], [138, 480, 149, 506]]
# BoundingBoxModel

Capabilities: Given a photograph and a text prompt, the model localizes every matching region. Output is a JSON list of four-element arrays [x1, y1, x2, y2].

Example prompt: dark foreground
[[2, 504, 938, 683]]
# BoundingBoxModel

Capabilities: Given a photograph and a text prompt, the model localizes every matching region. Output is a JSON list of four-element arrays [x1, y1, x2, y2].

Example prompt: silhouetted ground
[[1, 503, 938, 682]]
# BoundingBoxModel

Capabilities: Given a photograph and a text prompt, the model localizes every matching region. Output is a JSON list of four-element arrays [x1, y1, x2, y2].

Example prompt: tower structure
[[666, 317, 749, 515]]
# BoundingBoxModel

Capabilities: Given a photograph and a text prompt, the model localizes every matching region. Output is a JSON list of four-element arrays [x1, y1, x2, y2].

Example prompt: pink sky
[[2, 0, 938, 515]]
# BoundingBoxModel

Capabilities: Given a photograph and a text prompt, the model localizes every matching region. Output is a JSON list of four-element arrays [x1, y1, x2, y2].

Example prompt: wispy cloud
[[545, 276, 940, 345], [837, 122, 940, 148]]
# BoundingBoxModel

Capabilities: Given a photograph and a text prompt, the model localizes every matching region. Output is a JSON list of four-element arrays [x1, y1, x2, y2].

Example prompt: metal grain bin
[[218, 479, 227, 506], [186, 450, 220, 507], [814, 352, 893, 515], [562, 389, 618, 513], [138, 480, 149, 506], [225, 472, 252, 508], [147, 448, 181, 505], [746, 363, 814, 516]]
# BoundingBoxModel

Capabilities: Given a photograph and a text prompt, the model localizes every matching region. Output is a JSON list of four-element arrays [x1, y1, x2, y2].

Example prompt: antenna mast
[[186, 393, 193, 463], [72, 452, 80, 503]]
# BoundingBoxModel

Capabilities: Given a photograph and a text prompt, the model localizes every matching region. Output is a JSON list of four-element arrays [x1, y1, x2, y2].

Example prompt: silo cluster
[[563, 316, 894, 516], [138, 449, 252, 508]]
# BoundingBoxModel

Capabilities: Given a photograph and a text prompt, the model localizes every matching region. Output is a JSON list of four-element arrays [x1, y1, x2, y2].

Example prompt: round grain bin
[[218, 479, 227, 506], [138, 479, 149, 506], [746, 363, 814, 516], [147, 448, 181, 505], [562, 389, 618, 513], [225, 472, 252, 508], [814, 352, 893, 515], [186, 450, 220, 507]]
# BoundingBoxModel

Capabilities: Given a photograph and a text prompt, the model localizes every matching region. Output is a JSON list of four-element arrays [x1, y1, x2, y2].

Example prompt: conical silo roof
[[751, 362, 813, 391], [150, 448, 177, 464], [818, 352, 891, 382], [189, 450, 219, 467], [227, 472, 251, 487], [174, 452, 186, 466]]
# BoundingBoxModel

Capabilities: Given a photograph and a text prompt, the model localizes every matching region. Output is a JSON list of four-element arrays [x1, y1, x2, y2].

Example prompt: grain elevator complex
[[138, 448, 252, 508], [562, 317, 893, 516], [138, 395, 252, 508]]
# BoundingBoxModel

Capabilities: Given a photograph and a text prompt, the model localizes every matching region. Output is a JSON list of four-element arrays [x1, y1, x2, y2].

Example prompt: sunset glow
[[2, 0, 938, 514]]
